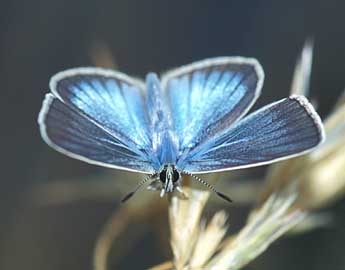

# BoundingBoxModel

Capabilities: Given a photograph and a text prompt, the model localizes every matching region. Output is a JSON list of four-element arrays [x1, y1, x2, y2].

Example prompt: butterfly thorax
[[146, 73, 179, 166]]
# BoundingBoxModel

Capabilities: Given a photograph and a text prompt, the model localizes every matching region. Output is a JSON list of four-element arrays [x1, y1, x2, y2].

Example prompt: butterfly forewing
[[39, 68, 158, 173], [51, 68, 151, 149], [161, 57, 264, 155], [178, 95, 324, 173]]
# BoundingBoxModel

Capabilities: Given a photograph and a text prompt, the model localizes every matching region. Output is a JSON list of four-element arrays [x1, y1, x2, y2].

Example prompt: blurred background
[[1, 0, 345, 269]]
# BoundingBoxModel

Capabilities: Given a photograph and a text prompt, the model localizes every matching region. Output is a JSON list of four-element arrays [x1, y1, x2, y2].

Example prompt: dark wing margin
[[161, 57, 264, 154], [178, 95, 325, 173], [38, 67, 157, 173]]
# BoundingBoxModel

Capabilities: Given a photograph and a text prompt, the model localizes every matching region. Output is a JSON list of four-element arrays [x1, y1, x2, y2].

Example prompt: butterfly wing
[[38, 68, 158, 173], [177, 95, 325, 173], [161, 57, 264, 156]]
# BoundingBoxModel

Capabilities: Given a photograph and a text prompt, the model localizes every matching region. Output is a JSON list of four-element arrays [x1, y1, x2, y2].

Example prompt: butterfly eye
[[159, 170, 167, 183], [173, 170, 180, 183]]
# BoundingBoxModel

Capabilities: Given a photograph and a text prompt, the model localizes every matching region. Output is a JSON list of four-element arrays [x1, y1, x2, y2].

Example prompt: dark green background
[[1, 1, 344, 269]]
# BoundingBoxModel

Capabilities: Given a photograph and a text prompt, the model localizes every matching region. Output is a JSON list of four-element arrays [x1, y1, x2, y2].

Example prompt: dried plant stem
[[89, 41, 118, 69], [93, 206, 139, 270], [189, 211, 228, 268], [159, 183, 308, 270], [169, 189, 210, 270], [290, 38, 313, 96], [206, 190, 306, 270], [93, 196, 169, 270], [147, 261, 174, 270]]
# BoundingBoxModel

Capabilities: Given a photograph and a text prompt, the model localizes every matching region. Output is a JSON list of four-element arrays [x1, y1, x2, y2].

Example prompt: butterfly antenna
[[183, 171, 232, 203], [121, 175, 151, 203]]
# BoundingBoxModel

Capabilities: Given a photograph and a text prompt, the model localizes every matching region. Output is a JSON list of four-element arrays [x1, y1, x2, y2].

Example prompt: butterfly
[[38, 57, 325, 202]]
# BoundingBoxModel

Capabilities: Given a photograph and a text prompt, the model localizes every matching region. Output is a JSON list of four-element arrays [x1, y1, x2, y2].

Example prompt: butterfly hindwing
[[178, 95, 324, 173], [39, 68, 159, 173]]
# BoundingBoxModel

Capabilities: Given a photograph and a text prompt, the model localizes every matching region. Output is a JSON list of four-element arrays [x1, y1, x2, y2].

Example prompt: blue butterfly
[[38, 57, 325, 202]]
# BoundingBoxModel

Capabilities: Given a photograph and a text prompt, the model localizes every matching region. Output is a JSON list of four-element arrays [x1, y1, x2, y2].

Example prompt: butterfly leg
[[147, 178, 163, 191]]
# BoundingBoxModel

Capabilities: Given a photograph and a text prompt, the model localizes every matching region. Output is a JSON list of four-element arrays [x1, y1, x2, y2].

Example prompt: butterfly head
[[157, 164, 182, 196]]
